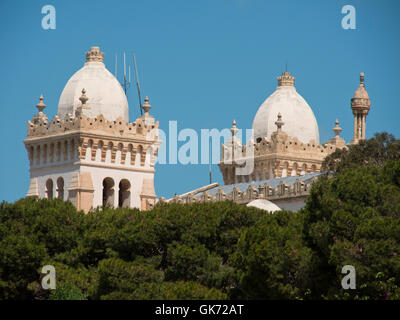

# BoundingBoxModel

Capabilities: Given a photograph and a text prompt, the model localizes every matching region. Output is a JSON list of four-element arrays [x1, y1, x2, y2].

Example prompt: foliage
[[48, 283, 87, 300], [323, 132, 400, 172], [1, 133, 400, 300]]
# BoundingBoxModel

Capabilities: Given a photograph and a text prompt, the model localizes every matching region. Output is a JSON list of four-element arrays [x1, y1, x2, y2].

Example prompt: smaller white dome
[[58, 47, 129, 122], [247, 199, 282, 212]]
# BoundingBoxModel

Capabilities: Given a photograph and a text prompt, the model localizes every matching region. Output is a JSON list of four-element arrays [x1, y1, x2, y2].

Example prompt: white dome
[[58, 47, 129, 122], [247, 199, 281, 212], [252, 72, 319, 144]]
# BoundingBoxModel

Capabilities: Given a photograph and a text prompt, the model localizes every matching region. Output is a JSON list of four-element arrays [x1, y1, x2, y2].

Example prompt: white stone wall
[[30, 160, 155, 210], [31, 164, 77, 201], [79, 164, 154, 209]]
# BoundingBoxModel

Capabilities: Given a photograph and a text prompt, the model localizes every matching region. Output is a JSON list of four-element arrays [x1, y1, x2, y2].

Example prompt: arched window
[[49, 143, 55, 163], [36, 145, 41, 165], [46, 179, 53, 199], [29, 146, 34, 165], [291, 163, 298, 176], [56, 142, 61, 162], [63, 140, 69, 161], [102, 177, 115, 207], [70, 139, 75, 160], [56, 177, 64, 200], [105, 142, 113, 163], [85, 140, 93, 161], [43, 144, 48, 164], [118, 179, 131, 208], [282, 162, 288, 178], [96, 141, 104, 162], [135, 145, 143, 166]]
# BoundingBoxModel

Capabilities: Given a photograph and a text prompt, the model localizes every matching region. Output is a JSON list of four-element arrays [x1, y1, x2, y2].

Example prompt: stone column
[[362, 115, 366, 140], [353, 115, 357, 141]]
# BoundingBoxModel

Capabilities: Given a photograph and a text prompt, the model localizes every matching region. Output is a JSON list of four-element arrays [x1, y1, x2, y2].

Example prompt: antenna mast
[[121, 52, 131, 95], [133, 52, 143, 116], [209, 142, 212, 184]]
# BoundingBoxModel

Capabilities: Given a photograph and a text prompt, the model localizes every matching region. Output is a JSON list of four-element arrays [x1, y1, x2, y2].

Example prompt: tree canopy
[[1, 132, 400, 300]]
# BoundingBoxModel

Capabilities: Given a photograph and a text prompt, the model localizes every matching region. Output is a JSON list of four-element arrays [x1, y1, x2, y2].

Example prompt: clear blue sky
[[0, 0, 399, 202]]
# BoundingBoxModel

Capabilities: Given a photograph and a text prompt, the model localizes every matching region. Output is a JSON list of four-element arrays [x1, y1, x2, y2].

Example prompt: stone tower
[[24, 47, 161, 213], [350, 72, 371, 144], [218, 71, 345, 184]]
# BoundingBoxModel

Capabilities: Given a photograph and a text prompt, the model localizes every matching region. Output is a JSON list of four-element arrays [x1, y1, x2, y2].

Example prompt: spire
[[275, 113, 284, 131], [32, 94, 47, 124], [330, 118, 346, 147], [277, 71, 295, 87], [76, 88, 89, 117], [85, 46, 104, 63], [360, 72, 365, 87], [36, 94, 46, 113], [142, 96, 151, 114], [230, 120, 239, 136], [333, 119, 342, 137]]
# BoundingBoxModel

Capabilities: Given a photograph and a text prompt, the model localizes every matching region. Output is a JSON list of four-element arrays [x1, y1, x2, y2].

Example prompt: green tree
[[231, 211, 316, 299]]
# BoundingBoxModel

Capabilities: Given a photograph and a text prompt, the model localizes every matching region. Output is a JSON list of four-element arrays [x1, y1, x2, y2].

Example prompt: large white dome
[[58, 47, 129, 122], [252, 72, 319, 144]]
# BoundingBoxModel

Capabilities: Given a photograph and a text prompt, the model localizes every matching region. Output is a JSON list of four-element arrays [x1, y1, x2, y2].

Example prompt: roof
[[58, 47, 129, 122], [171, 171, 324, 201]]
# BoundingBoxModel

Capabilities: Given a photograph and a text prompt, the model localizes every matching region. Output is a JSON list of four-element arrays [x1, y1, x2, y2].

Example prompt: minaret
[[350, 72, 371, 144], [230, 120, 239, 162]]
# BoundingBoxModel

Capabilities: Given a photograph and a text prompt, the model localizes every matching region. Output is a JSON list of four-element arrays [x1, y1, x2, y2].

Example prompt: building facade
[[24, 47, 161, 212], [24, 46, 372, 213], [169, 71, 371, 211]]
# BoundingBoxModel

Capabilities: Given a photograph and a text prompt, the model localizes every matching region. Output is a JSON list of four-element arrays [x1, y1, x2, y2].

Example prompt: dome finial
[[352, 72, 370, 100], [36, 94, 46, 113], [79, 88, 89, 107], [277, 71, 295, 87], [333, 119, 342, 137], [85, 46, 104, 63], [275, 113, 284, 131], [360, 72, 365, 86], [142, 96, 151, 114]]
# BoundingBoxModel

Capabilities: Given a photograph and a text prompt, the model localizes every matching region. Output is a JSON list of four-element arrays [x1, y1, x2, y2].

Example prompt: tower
[[350, 72, 371, 144], [219, 71, 345, 184], [24, 47, 161, 213]]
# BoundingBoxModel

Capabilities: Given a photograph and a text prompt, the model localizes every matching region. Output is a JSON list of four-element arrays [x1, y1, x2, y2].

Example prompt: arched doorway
[[118, 179, 131, 208], [46, 179, 53, 199], [102, 177, 115, 207], [56, 177, 64, 200]]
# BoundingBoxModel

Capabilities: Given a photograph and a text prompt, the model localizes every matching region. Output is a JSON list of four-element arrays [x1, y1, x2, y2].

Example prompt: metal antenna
[[209, 142, 212, 184], [121, 52, 131, 95], [133, 52, 143, 115]]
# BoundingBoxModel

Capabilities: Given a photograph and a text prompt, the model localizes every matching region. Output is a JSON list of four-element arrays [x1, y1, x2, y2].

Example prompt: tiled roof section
[[193, 172, 324, 199]]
